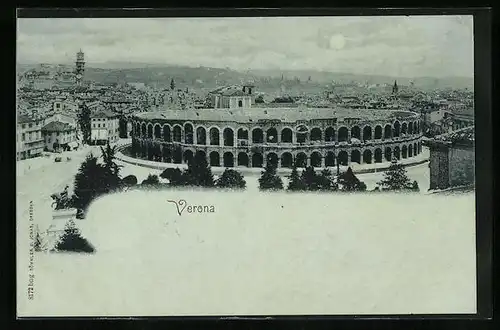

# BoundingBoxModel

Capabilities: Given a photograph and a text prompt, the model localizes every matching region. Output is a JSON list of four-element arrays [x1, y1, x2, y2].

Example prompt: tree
[[141, 174, 160, 186], [287, 164, 306, 191], [338, 167, 367, 192], [121, 175, 138, 187], [259, 162, 284, 191], [100, 141, 122, 191], [77, 102, 91, 145], [216, 168, 246, 189], [377, 160, 413, 191], [33, 226, 48, 252], [160, 168, 186, 186], [55, 220, 95, 253], [301, 166, 319, 191], [170, 78, 175, 91], [183, 152, 215, 187], [317, 168, 337, 191], [118, 116, 128, 138]]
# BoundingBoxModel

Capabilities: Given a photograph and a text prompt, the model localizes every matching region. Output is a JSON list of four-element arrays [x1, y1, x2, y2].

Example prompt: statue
[[50, 185, 72, 210]]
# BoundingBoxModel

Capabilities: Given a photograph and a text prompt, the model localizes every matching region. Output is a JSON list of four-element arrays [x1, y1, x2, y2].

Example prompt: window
[[29, 123, 33, 128], [98, 124, 101, 128], [22, 133, 25, 141], [238, 100, 243, 107]]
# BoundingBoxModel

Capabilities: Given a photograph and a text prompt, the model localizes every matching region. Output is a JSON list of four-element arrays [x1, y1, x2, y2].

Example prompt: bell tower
[[75, 49, 85, 86]]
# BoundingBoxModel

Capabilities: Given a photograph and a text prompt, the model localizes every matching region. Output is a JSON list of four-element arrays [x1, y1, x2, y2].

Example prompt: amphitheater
[[129, 107, 424, 169]]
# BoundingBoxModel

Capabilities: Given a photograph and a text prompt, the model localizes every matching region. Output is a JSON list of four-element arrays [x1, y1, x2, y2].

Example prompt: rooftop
[[18, 114, 38, 124], [432, 126, 475, 147], [92, 110, 119, 119], [134, 107, 418, 124], [41, 121, 74, 132]]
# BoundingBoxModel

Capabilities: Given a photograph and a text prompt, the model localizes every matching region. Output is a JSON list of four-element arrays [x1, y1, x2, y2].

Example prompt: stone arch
[[310, 127, 322, 142], [393, 146, 401, 160], [351, 149, 361, 164], [223, 152, 234, 167], [384, 124, 392, 139], [209, 127, 220, 146], [374, 125, 383, 139], [281, 152, 293, 168], [295, 152, 308, 168], [173, 125, 182, 142], [266, 152, 279, 168], [141, 123, 147, 138], [209, 151, 220, 167], [363, 126, 372, 141], [135, 122, 140, 137], [267, 127, 278, 143], [418, 142, 422, 153], [408, 144, 413, 157], [147, 123, 153, 139], [162, 146, 172, 163], [237, 127, 248, 140], [252, 127, 264, 144], [408, 121, 414, 134], [223, 127, 234, 146], [414, 142, 418, 155], [374, 148, 383, 163], [252, 153, 263, 168], [196, 126, 206, 145], [338, 126, 349, 142], [237, 152, 249, 167], [401, 122, 408, 135], [325, 127, 335, 142], [325, 152, 335, 167], [351, 125, 361, 140], [384, 147, 392, 162], [173, 146, 182, 164], [310, 151, 322, 167], [363, 149, 372, 164], [402, 145, 408, 158], [183, 149, 194, 165], [153, 124, 162, 139], [393, 121, 401, 138], [338, 150, 348, 166], [163, 124, 171, 142], [281, 127, 293, 143], [184, 123, 194, 144], [296, 125, 308, 144]]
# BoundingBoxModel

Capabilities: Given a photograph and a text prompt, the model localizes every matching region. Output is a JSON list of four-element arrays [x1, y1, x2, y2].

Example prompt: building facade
[[207, 85, 254, 109], [91, 111, 120, 145], [41, 121, 77, 151], [17, 115, 45, 160], [425, 126, 475, 190]]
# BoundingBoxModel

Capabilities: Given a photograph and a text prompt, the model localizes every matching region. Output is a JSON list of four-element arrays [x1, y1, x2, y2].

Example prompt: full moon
[[329, 34, 346, 50]]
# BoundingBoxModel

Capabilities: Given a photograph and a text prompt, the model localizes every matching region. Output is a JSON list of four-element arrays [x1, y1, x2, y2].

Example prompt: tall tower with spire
[[75, 49, 85, 86], [392, 80, 399, 94]]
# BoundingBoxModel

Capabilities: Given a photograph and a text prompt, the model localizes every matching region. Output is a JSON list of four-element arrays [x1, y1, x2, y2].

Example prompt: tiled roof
[[18, 114, 37, 124], [92, 110, 119, 119], [42, 121, 74, 132], [434, 126, 474, 146], [209, 85, 249, 97]]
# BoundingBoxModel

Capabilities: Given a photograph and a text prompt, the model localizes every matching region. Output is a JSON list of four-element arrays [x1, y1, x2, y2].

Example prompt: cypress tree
[[287, 164, 305, 191], [258, 162, 283, 191], [378, 160, 413, 191]]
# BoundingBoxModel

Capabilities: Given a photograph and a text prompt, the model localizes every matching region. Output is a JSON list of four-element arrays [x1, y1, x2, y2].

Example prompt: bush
[[54, 220, 95, 253], [216, 168, 246, 189], [338, 167, 367, 192], [121, 175, 138, 187], [287, 165, 306, 191], [259, 162, 283, 191], [141, 174, 160, 186], [160, 168, 186, 186]]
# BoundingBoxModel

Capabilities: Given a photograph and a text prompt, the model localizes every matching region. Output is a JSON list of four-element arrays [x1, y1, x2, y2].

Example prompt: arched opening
[[147, 143, 154, 160], [296, 125, 308, 144], [173, 146, 182, 164], [252, 128, 264, 144], [195, 150, 206, 162], [223, 127, 234, 146], [183, 150, 194, 165], [408, 122, 414, 134], [351, 150, 361, 164], [162, 146, 172, 163], [196, 126, 206, 145], [163, 125, 171, 142], [135, 123, 140, 137], [414, 143, 418, 155], [223, 152, 234, 167], [338, 127, 348, 142], [363, 126, 372, 141], [401, 122, 407, 135], [310, 152, 322, 167], [266, 153, 279, 168], [267, 127, 278, 143], [384, 124, 392, 139], [237, 128, 248, 140], [310, 128, 322, 142], [393, 121, 401, 138], [338, 151, 348, 166], [209, 151, 220, 167], [384, 147, 392, 162], [281, 128, 293, 143], [238, 100, 243, 107], [210, 127, 220, 146], [363, 149, 372, 164], [325, 127, 335, 142], [408, 144, 413, 157], [295, 152, 308, 168], [237, 152, 249, 167], [374, 125, 382, 139], [394, 146, 401, 160], [374, 148, 383, 163], [281, 152, 293, 168], [325, 152, 335, 167], [147, 124, 153, 139], [173, 125, 182, 142], [184, 123, 194, 144], [351, 126, 361, 141], [402, 145, 408, 158], [141, 123, 147, 138], [154, 125, 161, 139], [252, 153, 263, 168], [418, 142, 422, 153]]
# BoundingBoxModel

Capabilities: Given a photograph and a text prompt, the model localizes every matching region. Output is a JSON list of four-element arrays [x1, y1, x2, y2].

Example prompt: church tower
[[392, 80, 399, 94], [75, 49, 85, 86]]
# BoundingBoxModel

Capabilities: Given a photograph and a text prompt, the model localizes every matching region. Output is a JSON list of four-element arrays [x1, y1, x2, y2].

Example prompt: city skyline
[[17, 16, 474, 78]]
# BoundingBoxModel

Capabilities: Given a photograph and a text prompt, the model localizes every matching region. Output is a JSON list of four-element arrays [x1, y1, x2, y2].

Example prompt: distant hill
[[17, 62, 474, 92]]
